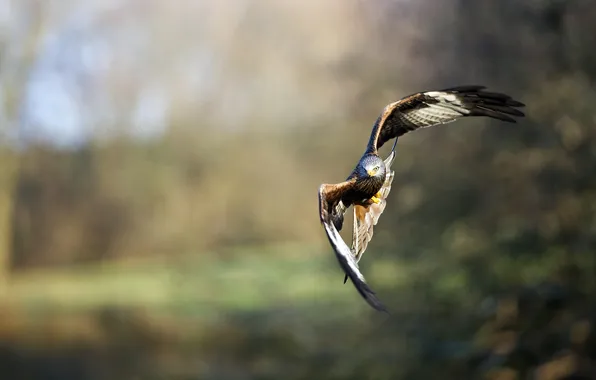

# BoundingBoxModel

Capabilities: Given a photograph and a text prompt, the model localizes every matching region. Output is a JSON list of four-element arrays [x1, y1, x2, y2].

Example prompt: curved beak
[[366, 168, 377, 176]]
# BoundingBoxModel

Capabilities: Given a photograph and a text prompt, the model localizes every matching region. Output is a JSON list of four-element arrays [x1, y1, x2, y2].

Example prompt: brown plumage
[[319, 85, 525, 312], [347, 150, 396, 284]]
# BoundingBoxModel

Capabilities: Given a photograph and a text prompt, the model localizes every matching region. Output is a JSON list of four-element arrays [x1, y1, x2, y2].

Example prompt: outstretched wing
[[366, 85, 526, 153], [319, 181, 388, 312], [344, 150, 396, 284]]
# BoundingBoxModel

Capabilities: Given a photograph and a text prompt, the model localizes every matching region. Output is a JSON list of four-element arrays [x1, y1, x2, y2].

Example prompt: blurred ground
[[1, 0, 596, 379]]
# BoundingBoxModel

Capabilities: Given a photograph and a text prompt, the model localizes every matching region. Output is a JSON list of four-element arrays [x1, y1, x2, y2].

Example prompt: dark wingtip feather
[[342, 261, 389, 313], [321, 209, 389, 313], [441, 85, 486, 92], [444, 85, 526, 123], [471, 107, 517, 123], [483, 104, 525, 117], [352, 278, 390, 313], [506, 99, 525, 107]]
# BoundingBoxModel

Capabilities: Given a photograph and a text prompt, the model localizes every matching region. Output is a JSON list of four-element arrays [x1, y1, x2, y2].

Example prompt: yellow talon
[[371, 196, 381, 204]]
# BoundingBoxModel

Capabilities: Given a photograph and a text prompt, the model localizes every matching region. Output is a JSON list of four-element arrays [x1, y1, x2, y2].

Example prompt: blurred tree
[[0, 1, 48, 286], [1, 1, 596, 378]]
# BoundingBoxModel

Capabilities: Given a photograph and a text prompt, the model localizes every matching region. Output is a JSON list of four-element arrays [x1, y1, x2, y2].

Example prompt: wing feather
[[319, 182, 388, 312], [365, 86, 525, 153], [352, 150, 396, 260], [344, 150, 396, 284]]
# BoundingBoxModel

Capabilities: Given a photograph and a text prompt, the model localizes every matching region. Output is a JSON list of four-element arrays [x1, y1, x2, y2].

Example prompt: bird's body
[[344, 155, 387, 206], [322, 153, 386, 232], [318, 85, 525, 312]]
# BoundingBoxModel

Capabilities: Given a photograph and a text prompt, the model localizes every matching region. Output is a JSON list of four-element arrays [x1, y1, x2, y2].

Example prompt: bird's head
[[358, 155, 386, 179]]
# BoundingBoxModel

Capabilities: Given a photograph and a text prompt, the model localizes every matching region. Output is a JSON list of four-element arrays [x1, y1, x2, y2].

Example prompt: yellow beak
[[367, 168, 377, 176]]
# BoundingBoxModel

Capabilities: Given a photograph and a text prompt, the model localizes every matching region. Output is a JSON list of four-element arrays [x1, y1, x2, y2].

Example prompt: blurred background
[[1, 0, 596, 379]]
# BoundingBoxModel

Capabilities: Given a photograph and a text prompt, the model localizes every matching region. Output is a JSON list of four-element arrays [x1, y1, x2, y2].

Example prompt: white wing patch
[[319, 183, 388, 312], [322, 214, 366, 283], [401, 91, 471, 128]]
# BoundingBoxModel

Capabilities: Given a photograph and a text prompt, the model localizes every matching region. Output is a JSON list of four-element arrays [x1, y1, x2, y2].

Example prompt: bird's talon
[[371, 196, 381, 204]]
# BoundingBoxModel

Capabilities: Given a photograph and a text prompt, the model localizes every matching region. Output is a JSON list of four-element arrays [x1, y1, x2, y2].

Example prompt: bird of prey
[[318, 85, 525, 312]]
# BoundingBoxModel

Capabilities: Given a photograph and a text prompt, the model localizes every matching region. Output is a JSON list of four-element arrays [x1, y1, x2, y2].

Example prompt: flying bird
[[318, 85, 525, 312]]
